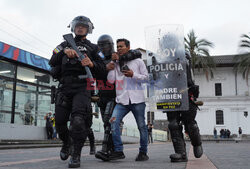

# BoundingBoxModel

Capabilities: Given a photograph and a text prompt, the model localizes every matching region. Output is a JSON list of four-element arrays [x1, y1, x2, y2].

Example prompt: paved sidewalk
[[1, 141, 250, 169]]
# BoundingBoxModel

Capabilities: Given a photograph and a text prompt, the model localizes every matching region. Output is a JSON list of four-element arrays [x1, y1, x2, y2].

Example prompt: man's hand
[[106, 62, 115, 71], [64, 48, 78, 58], [112, 53, 119, 61], [123, 70, 133, 77], [81, 55, 94, 68]]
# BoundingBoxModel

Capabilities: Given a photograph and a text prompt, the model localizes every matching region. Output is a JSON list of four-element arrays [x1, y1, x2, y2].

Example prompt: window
[[147, 111, 150, 122], [17, 66, 50, 85], [0, 78, 13, 123], [215, 83, 222, 96], [152, 112, 155, 122], [0, 60, 15, 78], [147, 111, 155, 123], [216, 110, 224, 125]]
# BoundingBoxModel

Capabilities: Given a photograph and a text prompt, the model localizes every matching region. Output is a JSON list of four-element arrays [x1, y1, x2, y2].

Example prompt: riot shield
[[145, 25, 188, 112]]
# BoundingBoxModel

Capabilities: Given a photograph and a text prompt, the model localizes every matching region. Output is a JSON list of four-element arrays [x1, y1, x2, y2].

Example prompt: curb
[[0, 140, 137, 150]]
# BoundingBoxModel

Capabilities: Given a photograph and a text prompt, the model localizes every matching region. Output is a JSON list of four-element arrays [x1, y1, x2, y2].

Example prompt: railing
[[92, 118, 168, 142], [0, 105, 53, 127], [0, 107, 168, 142]]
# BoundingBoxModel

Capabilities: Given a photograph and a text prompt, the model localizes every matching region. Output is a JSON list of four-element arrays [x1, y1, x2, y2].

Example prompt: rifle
[[63, 33, 94, 81]]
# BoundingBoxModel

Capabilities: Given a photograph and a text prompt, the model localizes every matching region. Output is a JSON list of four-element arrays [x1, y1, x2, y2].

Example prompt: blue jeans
[[111, 102, 148, 153]]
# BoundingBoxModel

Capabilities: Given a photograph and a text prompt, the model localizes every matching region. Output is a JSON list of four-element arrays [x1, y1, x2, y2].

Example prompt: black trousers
[[46, 126, 53, 139], [98, 97, 115, 152], [55, 86, 92, 145], [87, 128, 95, 147], [167, 102, 201, 154]]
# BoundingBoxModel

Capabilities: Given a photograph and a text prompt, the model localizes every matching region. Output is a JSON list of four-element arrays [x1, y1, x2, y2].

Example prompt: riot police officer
[[95, 34, 116, 161], [95, 35, 143, 161], [49, 15, 105, 168], [165, 51, 203, 162]]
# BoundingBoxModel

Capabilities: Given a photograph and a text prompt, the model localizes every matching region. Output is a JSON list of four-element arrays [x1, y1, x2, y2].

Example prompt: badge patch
[[98, 51, 105, 59], [53, 45, 63, 54]]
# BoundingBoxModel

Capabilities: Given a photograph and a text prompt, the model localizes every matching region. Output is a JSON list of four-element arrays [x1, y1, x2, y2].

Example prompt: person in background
[[147, 121, 153, 144], [226, 129, 231, 138], [24, 99, 34, 125], [213, 128, 217, 139], [119, 120, 124, 136], [238, 127, 242, 139], [44, 112, 53, 139], [51, 113, 57, 140], [220, 129, 224, 138]]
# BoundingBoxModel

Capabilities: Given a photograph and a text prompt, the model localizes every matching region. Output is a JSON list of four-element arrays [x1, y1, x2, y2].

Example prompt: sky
[[0, 0, 250, 59]]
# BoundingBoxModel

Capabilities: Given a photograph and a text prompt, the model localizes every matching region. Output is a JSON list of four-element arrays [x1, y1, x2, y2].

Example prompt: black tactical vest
[[61, 40, 94, 78]]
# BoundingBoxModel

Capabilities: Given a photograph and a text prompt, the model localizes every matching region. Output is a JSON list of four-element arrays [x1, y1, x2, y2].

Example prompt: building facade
[[0, 41, 55, 139], [195, 55, 250, 136], [134, 49, 250, 136]]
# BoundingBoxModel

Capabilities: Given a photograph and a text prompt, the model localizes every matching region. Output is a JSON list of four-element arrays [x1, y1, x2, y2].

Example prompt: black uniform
[[94, 35, 116, 161], [49, 37, 105, 166], [166, 52, 203, 162]]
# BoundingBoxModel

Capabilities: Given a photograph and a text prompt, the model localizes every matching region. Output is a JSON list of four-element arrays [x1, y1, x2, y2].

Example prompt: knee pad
[[69, 116, 88, 140], [168, 121, 182, 131], [103, 101, 115, 122], [70, 116, 85, 132], [188, 123, 199, 133], [168, 121, 183, 141], [187, 122, 201, 146], [103, 113, 112, 124]]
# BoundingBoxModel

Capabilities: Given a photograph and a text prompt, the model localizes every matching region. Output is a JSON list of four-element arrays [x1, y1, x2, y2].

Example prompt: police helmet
[[70, 15, 94, 34], [97, 34, 114, 56]]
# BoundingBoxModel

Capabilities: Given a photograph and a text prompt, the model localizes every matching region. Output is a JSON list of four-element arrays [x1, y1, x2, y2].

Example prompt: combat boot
[[89, 144, 96, 155], [135, 152, 149, 161], [193, 145, 203, 158], [170, 152, 187, 162], [187, 123, 203, 158], [168, 122, 187, 162], [68, 143, 83, 168], [95, 150, 110, 161], [60, 142, 70, 161]]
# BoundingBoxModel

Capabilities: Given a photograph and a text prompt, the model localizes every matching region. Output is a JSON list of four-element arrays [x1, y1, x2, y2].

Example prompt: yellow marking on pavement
[[186, 146, 217, 169]]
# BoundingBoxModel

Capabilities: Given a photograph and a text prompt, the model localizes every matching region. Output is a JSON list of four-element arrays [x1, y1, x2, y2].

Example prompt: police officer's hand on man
[[106, 62, 115, 71], [112, 53, 119, 61]]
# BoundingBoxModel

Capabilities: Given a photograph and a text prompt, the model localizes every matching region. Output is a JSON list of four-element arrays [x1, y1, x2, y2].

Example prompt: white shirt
[[107, 58, 149, 105]]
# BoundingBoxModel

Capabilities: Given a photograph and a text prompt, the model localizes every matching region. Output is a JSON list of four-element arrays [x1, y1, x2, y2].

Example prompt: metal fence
[[92, 118, 168, 142]]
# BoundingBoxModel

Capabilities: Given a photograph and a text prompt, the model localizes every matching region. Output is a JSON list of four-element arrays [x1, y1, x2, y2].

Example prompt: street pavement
[[0, 141, 250, 169]]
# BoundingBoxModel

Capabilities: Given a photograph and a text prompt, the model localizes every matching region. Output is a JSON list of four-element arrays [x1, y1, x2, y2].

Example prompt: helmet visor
[[71, 20, 92, 33]]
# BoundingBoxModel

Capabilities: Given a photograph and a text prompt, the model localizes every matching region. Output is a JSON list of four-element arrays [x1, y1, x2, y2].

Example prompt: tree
[[234, 33, 250, 85], [185, 29, 215, 80]]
